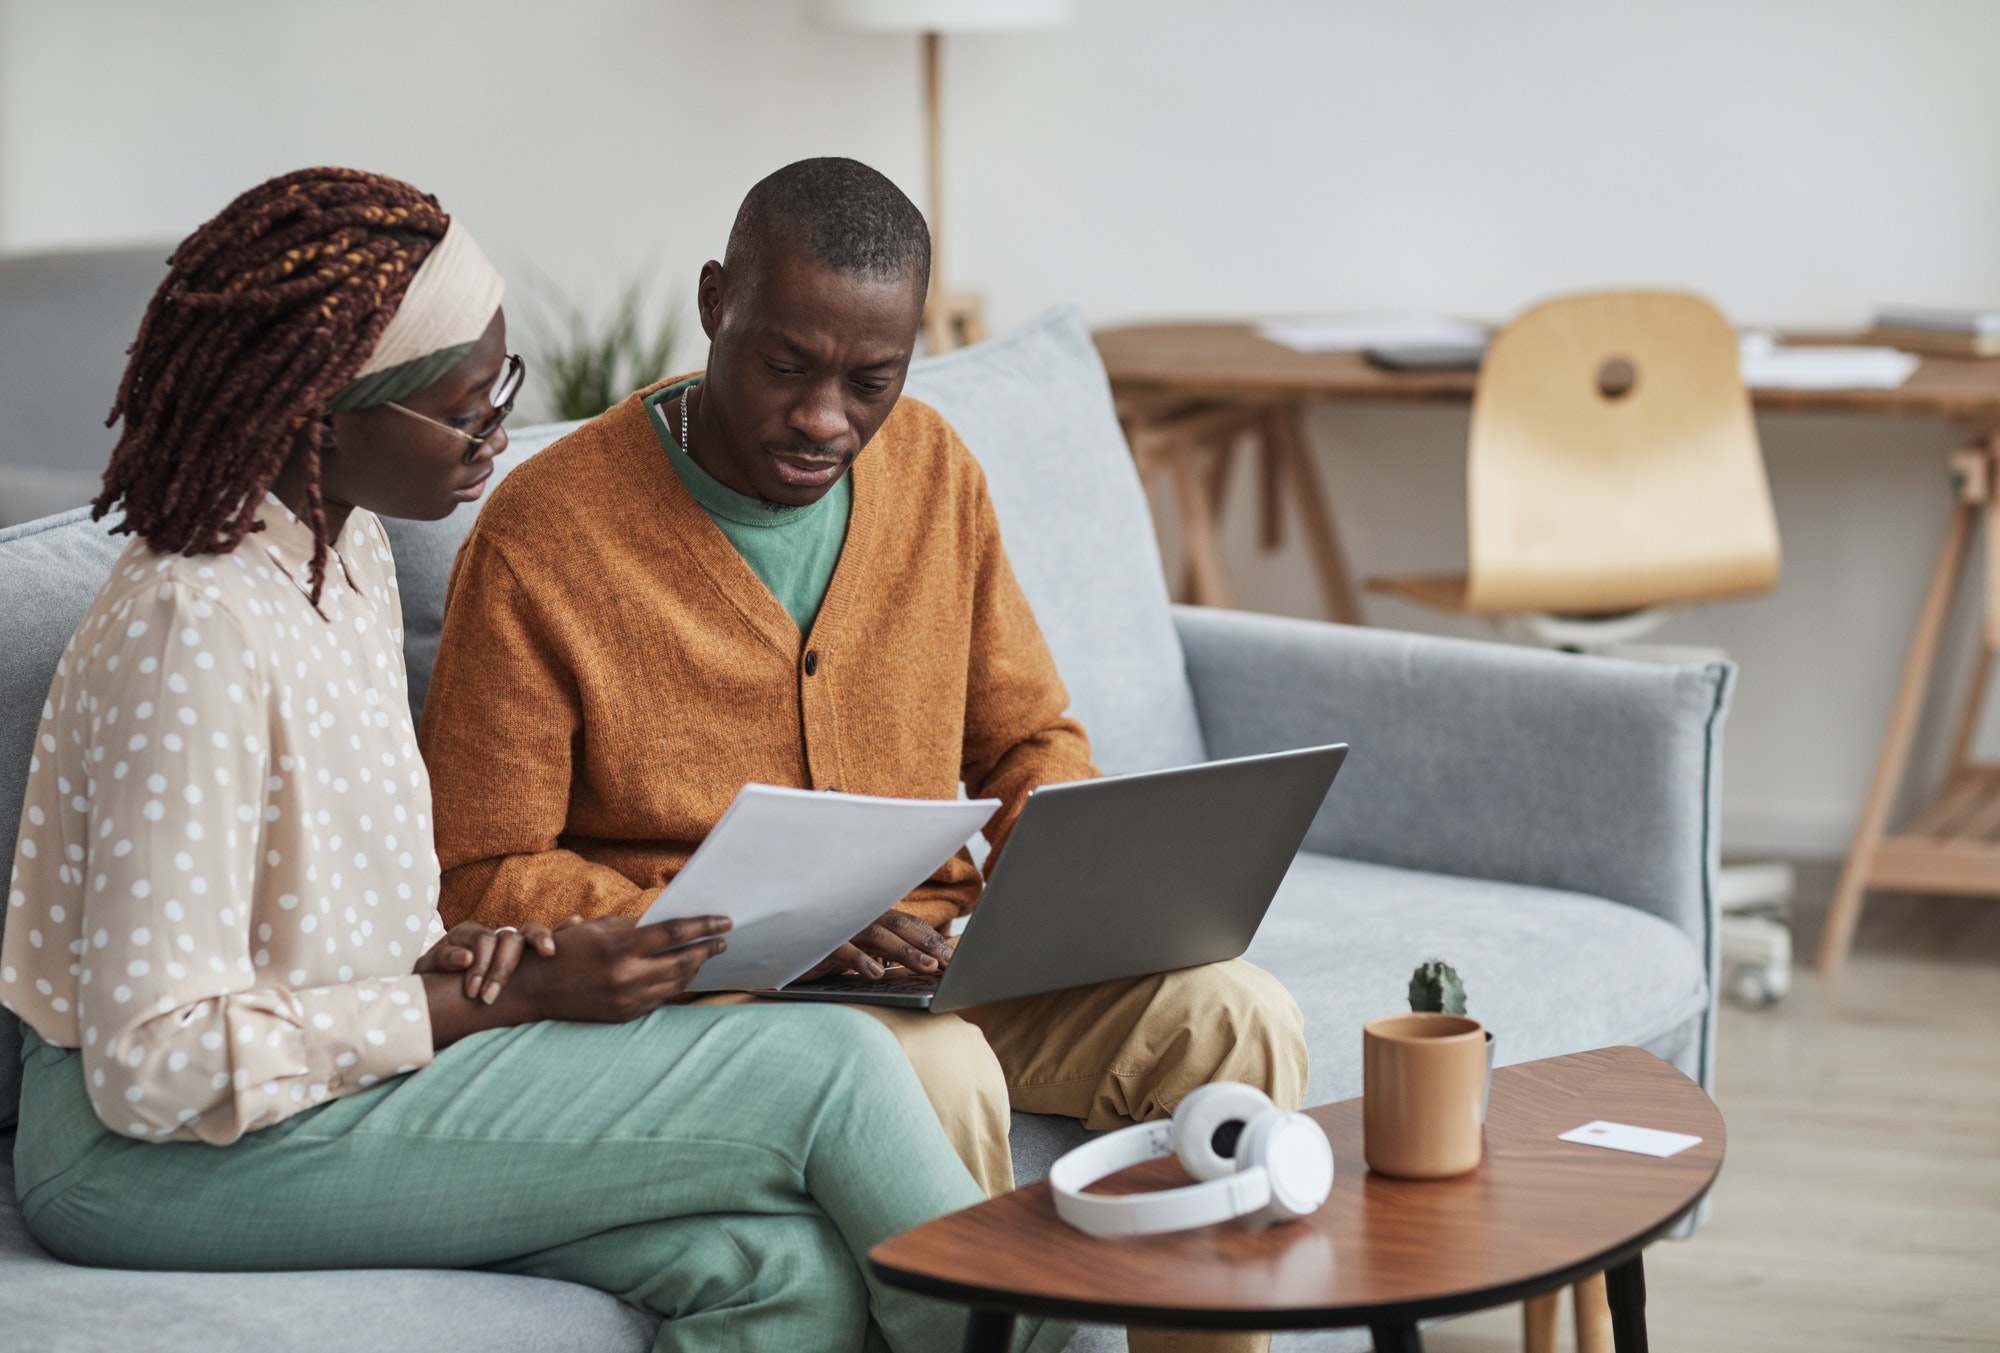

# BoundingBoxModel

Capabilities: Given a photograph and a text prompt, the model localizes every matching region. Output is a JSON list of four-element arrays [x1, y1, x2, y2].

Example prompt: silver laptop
[[768, 743, 1347, 1011]]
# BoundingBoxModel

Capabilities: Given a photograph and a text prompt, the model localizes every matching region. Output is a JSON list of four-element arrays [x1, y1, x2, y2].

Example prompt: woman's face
[[321, 308, 512, 521]]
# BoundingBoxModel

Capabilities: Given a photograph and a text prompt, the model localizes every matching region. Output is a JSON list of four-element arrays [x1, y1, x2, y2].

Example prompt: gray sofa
[[0, 305, 1727, 1351]]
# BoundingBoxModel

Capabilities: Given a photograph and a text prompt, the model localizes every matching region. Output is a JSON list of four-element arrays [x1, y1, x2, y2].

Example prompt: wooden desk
[[1091, 321, 2000, 971]]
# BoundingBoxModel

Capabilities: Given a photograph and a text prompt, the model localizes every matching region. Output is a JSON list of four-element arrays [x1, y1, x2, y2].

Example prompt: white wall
[[7, 0, 2000, 856]]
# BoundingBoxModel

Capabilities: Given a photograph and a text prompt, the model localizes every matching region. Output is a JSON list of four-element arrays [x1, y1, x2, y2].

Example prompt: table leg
[[961, 1308, 1017, 1352], [1604, 1254, 1648, 1353], [1522, 1289, 1561, 1353], [1370, 1322, 1424, 1353]]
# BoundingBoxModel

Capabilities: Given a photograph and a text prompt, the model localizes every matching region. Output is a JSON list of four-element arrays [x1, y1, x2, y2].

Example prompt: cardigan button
[[804, 650, 819, 676]]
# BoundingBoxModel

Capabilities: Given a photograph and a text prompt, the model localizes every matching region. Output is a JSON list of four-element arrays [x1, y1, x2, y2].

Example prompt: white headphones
[[1049, 1082, 1334, 1238]]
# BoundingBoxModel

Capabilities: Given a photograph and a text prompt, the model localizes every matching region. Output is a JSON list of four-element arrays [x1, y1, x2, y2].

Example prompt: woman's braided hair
[[95, 167, 450, 602]]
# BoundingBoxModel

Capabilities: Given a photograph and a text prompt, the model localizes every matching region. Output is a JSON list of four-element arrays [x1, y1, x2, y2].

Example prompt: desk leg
[[1370, 1323, 1424, 1353], [962, 1309, 1017, 1353], [1605, 1254, 1648, 1353], [1261, 406, 1361, 625]]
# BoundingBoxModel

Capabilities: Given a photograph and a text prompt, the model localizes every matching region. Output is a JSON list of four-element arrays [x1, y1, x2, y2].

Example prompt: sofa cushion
[[0, 508, 126, 1126], [383, 421, 579, 724], [0, 1134, 655, 1353], [901, 306, 1206, 776], [1249, 852, 1710, 1107]]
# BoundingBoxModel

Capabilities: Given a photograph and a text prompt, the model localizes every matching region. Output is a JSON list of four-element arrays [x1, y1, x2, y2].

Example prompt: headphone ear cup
[[1235, 1111, 1335, 1221], [1172, 1082, 1278, 1182]]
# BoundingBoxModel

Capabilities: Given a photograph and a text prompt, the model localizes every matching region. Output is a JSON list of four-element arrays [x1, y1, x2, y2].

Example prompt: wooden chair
[[1369, 292, 1784, 1350], [1368, 289, 1780, 623]]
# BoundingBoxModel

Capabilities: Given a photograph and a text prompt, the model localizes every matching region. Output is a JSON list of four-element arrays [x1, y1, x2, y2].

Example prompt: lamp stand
[[920, 30, 987, 353]]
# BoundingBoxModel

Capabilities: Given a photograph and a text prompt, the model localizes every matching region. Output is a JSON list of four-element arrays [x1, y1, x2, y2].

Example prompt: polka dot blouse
[[1, 496, 442, 1143]]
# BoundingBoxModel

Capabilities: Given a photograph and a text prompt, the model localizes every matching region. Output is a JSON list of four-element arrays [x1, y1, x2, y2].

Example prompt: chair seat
[[1364, 570, 1475, 612]]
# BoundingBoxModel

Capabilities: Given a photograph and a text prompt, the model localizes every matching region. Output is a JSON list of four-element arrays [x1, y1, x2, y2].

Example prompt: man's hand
[[800, 909, 956, 982], [509, 914, 734, 1023], [414, 920, 559, 1005]]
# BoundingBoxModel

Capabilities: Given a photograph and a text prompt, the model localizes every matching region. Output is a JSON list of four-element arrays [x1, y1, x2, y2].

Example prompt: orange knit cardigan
[[421, 382, 1098, 932]]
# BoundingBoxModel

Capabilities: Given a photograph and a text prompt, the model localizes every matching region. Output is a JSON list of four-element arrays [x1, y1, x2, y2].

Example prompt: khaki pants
[[711, 959, 1307, 1353]]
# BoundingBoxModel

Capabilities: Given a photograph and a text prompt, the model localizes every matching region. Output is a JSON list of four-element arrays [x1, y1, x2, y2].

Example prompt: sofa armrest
[[1174, 606, 1732, 957]]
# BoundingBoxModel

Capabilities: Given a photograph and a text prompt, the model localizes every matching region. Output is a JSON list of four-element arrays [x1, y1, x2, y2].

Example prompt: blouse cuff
[[297, 974, 434, 1097]]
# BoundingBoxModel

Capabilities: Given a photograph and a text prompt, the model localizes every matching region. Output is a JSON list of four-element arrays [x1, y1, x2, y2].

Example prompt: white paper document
[[638, 785, 999, 992], [1255, 314, 1490, 354], [1558, 1120, 1703, 1158], [1738, 331, 1918, 390]]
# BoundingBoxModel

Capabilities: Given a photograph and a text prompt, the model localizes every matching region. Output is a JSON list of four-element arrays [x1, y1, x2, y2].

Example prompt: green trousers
[[14, 1005, 1069, 1353]]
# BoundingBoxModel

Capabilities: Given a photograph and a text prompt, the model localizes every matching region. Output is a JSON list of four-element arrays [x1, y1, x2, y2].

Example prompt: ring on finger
[[494, 926, 520, 936]]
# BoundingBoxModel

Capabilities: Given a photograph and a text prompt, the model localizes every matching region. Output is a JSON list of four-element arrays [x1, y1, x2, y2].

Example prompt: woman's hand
[[415, 920, 561, 1005], [423, 914, 731, 1048]]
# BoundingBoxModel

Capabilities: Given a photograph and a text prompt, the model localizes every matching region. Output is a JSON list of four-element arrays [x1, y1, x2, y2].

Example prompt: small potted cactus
[[1407, 959, 1467, 1017], [1362, 959, 1493, 1179]]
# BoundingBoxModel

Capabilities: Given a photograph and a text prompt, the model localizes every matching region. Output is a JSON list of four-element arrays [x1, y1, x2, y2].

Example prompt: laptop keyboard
[[785, 971, 942, 996]]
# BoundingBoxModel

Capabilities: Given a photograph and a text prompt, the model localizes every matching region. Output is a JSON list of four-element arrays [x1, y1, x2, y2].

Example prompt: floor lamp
[[820, 0, 1072, 352]]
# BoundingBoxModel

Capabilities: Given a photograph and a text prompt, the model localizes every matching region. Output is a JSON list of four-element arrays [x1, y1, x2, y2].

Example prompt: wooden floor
[[1428, 866, 2000, 1353]]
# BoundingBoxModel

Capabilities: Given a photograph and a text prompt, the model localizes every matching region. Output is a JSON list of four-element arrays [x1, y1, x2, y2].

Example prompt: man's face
[[697, 245, 924, 507]]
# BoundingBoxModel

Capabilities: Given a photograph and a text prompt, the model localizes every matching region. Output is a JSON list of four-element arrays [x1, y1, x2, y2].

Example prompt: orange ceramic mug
[[1362, 1013, 1487, 1179]]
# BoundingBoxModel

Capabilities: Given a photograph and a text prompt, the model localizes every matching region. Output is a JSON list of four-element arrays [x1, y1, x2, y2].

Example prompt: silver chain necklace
[[680, 385, 692, 453]]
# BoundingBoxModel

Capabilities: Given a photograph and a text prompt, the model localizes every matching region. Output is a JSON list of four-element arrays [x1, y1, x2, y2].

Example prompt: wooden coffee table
[[869, 1046, 1724, 1353]]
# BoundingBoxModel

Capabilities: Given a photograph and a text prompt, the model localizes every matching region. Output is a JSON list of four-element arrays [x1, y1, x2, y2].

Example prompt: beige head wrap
[[326, 219, 505, 411]]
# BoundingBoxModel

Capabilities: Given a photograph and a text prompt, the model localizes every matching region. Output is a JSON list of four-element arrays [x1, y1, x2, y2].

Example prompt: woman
[[0, 167, 1061, 1353]]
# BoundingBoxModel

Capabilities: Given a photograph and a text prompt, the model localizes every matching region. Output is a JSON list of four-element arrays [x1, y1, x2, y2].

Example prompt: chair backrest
[[1464, 290, 1781, 614]]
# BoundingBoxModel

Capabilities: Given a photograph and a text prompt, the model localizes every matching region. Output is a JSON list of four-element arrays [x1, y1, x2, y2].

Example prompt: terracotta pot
[[1362, 1013, 1488, 1179]]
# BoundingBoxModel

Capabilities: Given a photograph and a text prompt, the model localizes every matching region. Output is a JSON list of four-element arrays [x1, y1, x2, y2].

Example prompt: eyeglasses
[[385, 353, 526, 463]]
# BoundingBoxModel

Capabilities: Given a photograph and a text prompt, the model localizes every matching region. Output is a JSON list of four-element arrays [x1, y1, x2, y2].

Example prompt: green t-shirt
[[643, 377, 851, 634]]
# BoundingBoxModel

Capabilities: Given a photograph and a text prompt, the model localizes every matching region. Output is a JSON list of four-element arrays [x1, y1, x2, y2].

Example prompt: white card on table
[[1558, 1120, 1703, 1158]]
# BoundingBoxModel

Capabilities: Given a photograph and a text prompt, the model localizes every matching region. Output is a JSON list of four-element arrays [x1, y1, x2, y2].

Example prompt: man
[[421, 158, 1302, 1353]]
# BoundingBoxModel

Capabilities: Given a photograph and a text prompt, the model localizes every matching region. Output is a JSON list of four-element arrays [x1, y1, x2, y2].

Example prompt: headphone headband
[[1048, 1084, 1334, 1239], [1049, 1121, 1273, 1238]]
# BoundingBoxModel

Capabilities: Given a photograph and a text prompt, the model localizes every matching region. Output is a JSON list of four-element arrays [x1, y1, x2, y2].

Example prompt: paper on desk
[[1256, 314, 1490, 354], [638, 784, 999, 992], [1738, 331, 1918, 390]]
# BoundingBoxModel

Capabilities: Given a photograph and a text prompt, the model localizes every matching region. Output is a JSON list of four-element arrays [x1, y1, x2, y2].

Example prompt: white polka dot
[[365, 1029, 386, 1046]]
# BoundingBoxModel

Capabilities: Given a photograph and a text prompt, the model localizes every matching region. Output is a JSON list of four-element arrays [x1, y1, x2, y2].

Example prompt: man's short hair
[[725, 157, 931, 292]]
